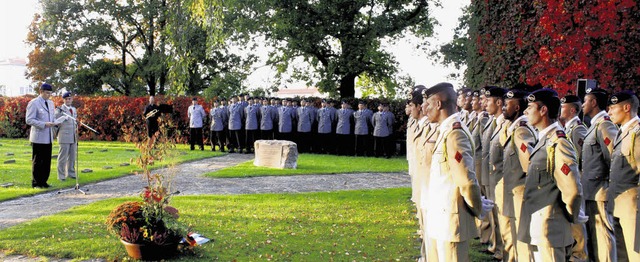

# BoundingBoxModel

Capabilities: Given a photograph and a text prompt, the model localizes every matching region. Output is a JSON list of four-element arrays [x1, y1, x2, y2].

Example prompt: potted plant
[[106, 128, 188, 260]]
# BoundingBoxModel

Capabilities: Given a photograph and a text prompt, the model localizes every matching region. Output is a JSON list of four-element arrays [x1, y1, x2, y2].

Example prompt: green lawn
[[0, 138, 222, 201], [206, 154, 408, 178], [0, 188, 422, 261]]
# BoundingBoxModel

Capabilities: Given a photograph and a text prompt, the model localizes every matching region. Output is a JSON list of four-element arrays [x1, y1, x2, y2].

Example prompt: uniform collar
[[564, 116, 581, 129], [620, 116, 640, 135], [590, 110, 608, 126], [508, 115, 528, 133], [537, 122, 560, 140], [417, 116, 428, 126], [438, 113, 461, 133]]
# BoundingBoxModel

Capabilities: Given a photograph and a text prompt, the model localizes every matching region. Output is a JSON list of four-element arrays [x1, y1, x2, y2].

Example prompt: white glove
[[576, 208, 588, 224], [478, 196, 495, 220]]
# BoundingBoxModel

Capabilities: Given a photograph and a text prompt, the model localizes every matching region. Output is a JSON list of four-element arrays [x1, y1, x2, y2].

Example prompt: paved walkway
[[0, 154, 410, 261]]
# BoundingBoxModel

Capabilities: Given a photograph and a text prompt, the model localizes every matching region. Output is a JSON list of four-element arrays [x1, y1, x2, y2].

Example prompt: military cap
[[585, 88, 609, 107], [472, 90, 481, 97], [527, 88, 560, 105], [423, 82, 455, 98], [457, 87, 471, 96], [504, 88, 529, 99], [341, 100, 349, 104], [410, 85, 427, 105], [357, 100, 366, 105], [192, 97, 198, 101], [560, 95, 581, 104], [485, 86, 507, 98], [62, 91, 72, 99], [40, 83, 53, 91], [610, 90, 638, 105]]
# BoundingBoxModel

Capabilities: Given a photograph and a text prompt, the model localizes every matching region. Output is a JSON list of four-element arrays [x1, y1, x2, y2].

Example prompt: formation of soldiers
[[181, 94, 396, 157], [406, 82, 640, 261]]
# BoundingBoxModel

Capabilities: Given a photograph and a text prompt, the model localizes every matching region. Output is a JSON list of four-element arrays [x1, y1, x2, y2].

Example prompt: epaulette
[[556, 130, 566, 138], [577, 120, 583, 125], [519, 121, 528, 126], [452, 122, 463, 129], [604, 116, 611, 121]]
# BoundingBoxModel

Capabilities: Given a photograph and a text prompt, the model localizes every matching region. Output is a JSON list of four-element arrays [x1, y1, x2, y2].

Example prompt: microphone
[[62, 112, 101, 135]]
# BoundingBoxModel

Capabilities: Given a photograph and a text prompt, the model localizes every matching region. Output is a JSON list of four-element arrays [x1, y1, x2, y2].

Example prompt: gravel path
[[0, 154, 410, 261]]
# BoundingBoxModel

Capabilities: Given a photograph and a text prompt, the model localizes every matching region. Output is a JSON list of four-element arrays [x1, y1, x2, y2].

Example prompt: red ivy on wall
[[468, 0, 640, 96]]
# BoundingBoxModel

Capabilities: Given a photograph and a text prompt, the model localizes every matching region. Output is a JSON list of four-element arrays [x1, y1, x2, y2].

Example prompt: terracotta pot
[[120, 239, 178, 260]]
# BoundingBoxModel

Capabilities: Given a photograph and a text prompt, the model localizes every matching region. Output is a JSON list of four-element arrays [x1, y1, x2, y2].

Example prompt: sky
[[0, 0, 468, 96]]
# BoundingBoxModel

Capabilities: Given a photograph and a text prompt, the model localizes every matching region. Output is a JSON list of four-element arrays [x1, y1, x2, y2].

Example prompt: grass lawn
[[206, 153, 408, 178], [0, 188, 422, 261], [0, 138, 222, 201]]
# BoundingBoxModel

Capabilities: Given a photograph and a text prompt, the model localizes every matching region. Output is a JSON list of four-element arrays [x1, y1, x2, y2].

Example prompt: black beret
[[62, 91, 72, 99], [505, 89, 529, 99], [357, 100, 366, 105], [410, 86, 427, 104], [585, 88, 608, 103], [40, 83, 53, 91], [192, 97, 198, 101], [457, 88, 471, 96], [527, 88, 559, 107], [561, 95, 581, 104], [424, 82, 455, 98], [472, 90, 481, 97], [610, 90, 638, 105], [485, 87, 507, 98], [341, 100, 348, 104]]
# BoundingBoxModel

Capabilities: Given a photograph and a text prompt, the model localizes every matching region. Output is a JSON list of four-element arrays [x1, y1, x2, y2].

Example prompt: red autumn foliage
[[0, 95, 211, 143], [468, 0, 640, 96]]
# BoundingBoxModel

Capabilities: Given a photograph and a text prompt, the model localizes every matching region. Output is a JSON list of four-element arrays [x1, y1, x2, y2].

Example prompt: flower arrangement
[[105, 127, 188, 258]]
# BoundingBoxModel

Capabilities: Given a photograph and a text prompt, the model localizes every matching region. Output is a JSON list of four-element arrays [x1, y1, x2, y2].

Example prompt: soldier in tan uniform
[[457, 88, 472, 125], [488, 87, 509, 260], [606, 91, 640, 261], [470, 89, 492, 243], [500, 88, 536, 262], [581, 88, 618, 261], [54, 91, 78, 181], [560, 95, 589, 262], [423, 82, 491, 261], [519, 88, 584, 261]]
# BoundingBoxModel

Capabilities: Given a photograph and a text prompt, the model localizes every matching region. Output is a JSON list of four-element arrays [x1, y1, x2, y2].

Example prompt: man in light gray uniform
[[297, 98, 314, 153], [316, 100, 336, 154], [228, 96, 245, 153], [54, 91, 78, 181], [210, 100, 228, 152], [354, 100, 373, 156], [260, 98, 277, 140], [278, 98, 296, 142], [25, 83, 58, 188], [336, 101, 354, 155], [188, 97, 207, 151], [372, 102, 394, 158], [244, 97, 261, 153]]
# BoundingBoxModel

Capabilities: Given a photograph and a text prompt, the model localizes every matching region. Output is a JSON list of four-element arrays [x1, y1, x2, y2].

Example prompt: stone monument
[[253, 140, 298, 169]]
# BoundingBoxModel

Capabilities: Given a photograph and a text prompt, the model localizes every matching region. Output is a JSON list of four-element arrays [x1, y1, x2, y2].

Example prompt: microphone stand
[[57, 112, 100, 195]]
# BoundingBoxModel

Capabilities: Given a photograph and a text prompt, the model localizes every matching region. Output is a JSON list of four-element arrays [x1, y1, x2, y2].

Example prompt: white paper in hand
[[576, 208, 588, 224], [54, 115, 68, 125], [478, 196, 495, 220]]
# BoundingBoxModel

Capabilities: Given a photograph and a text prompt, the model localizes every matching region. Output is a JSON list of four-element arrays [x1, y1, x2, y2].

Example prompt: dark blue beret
[[485, 87, 507, 98], [505, 89, 529, 99], [561, 95, 581, 104], [411, 86, 427, 104], [40, 83, 53, 91], [62, 91, 72, 99], [423, 82, 455, 98], [527, 88, 559, 107], [610, 90, 638, 105]]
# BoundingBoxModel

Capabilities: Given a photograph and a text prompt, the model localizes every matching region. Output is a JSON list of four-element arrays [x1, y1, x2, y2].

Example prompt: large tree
[[235, 0, 435, 98]]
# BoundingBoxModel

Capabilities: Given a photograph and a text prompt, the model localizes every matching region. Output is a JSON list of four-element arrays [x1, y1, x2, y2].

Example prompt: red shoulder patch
[[604, 137, 611, 146], [452, 122, 462, 129], [556, 130, 566, 138], [520, 143, 527, 153], [454, 151, 463, 163], [577, 138, 584, 147], [561, 163, 571, 175], [519, 121, 528, 126]]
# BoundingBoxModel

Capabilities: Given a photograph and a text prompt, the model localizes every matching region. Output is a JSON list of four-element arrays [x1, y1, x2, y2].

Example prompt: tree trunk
[[339, 74, 357, 98]]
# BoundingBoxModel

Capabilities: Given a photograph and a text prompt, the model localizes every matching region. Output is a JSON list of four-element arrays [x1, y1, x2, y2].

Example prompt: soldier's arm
[[446, 129, 483, 217], [572, 126, 587, 161], [25, 101, 46, 129], [598, 121, 618, 163], [634, 129, 640, 172], [553, 138, 583, 223], [514, 126, 537, 172]]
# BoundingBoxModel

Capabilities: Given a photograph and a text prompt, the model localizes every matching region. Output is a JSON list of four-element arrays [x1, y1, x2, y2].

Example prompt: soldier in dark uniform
[[580, 88, 618, 261], [606, 91, 640, 261], [143, 96, 160, 138], [519, 88, 584, 261], [560, 94, 589, 261]]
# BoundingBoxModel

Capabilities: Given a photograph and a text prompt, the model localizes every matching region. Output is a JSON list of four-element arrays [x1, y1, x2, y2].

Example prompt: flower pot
[[120, 239, 178, 260]]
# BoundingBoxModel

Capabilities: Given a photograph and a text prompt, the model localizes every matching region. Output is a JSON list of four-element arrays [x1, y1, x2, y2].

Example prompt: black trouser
[[336, 134, 353, 155], [32, 143, 52, 187], [245, 129, 257, 152], [189, 127, 204, 150], [297, 131, 310, 153], [147, 120, 158, 138], [209, 130, 226, 151], [317, 133, 334, 154], [278, 131, 292, 142], [354, 134, 371, 156], [374, 136, 391, 157], [261, 129, 274, 140], [229, 129, 242, 152]]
